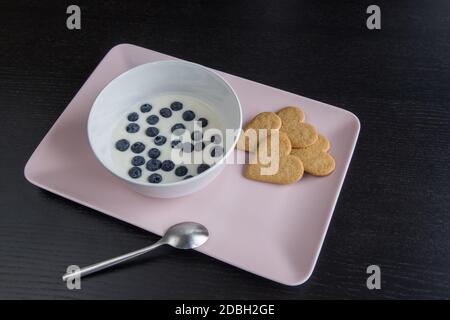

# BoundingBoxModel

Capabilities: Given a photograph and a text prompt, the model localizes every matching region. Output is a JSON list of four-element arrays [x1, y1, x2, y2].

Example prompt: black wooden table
[[1, 0, 449, 299]]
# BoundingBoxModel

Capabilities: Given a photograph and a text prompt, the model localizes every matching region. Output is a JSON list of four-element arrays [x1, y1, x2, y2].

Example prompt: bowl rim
[[87, 59, 242, 188]]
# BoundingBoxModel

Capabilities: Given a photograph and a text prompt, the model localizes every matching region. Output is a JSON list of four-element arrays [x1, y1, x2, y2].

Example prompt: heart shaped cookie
[[244, 155, 304, 185], [244, 130, 304, 185], [237, 112, 282, 152], [257, 130, 292, 157], [277, 106, 318, 148], [291, 134, 335, 176]]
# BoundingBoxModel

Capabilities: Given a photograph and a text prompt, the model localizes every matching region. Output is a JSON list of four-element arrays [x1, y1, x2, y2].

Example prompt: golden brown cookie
[[237, 112, 282, 152], [277, 106, 306, 122], [244, 155, 304, 185], [257, 130, 292, 157], [277, 106, 318, 148], [245, 130, 303, 185], [291, 134, 335, 176]]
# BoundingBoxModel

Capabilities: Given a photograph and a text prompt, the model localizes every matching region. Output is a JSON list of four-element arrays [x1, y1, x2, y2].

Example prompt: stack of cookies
[[237, 106, 335, 185]]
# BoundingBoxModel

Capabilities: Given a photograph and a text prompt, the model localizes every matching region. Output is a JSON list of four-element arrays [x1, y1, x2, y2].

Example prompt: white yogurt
[[111, 94, 225, 184]]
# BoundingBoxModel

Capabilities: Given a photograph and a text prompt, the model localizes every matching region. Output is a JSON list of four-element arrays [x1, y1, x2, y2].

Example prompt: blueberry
[[148, 148, 161, 159], [131, 156, 145, 166], [145, 127, 159, 137], [198, 118, 208, 127], [182, 142, 194, 153], [126, 123, 140, 133], [161, 160, 175, 172], [146, 159, 162, 171], [130, 142, 145, 154], [175, 166, 188, 177], [140, 103, 152, 113], [115, 139, 130, 151], [170, 101, 183, 111], [148, 173, 162, 184], [211, 134, 222, 144], [182, 110, 196, 121], [183, 175, 193, 180], [194, 142, 205, 151], [191, 131, 203, 141], [197, 164, 210, 174], [171, 123, 186, 135], [159, 108, 172, 118], [211, 146, 224, 157], [128, 167, 142, 179], [146, 115, 159, 125], [127, 112, 139, 121], [171, 140, 182, 149], [154, 135, 167, 146]]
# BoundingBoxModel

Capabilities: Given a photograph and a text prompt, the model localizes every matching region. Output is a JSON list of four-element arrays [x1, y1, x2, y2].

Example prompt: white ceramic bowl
[[88, 60, 242, 198]]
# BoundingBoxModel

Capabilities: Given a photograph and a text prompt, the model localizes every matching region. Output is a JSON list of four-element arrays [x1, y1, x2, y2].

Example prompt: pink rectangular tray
[[24, 44, 360, 285]]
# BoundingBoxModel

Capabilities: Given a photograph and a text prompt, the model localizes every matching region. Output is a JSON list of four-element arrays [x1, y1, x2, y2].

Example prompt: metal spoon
[[62, 222, 209, 281]]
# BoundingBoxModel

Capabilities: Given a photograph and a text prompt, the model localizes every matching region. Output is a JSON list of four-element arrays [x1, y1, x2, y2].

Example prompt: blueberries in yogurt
[[197, 164, 210, 174], [198, 118, 208, 128], [182, 110, 196, 121], [128, 167, 142, 179], [211, 146, 224, 157], [126, 123, 140, 133], [127, 112, 139, 122], [161, 160, 175, 172], [170, 101, 183, 111], [146, 159, 162, 171], [175, 166, 188, 177], [159, 108, 172, 118], [171, 140, 182, 149], [146, 115, 159, 125], [131, 156, 145, 166], [140, 103, 152, 113], [154, 135, 167, 146], [148, 148, 161, 159], [191, 131, 203, 141], [171, 123, 186, 135], [194, 142, 205, 151], [182, 142, 194, 153], [145, 127, 159, 137], [148, 173, 162, 184], [210, 134, 222, 144], [130, 142, 146, 154], [115, 139, 130, 151], [115, 98, 221, 184]]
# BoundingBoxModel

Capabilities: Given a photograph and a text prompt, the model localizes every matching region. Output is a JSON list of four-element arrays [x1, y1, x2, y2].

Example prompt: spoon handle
[[62, 240, 165, 281]]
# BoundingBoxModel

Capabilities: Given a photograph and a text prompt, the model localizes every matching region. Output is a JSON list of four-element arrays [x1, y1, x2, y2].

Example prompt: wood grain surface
[[0, 0, 449, 299]]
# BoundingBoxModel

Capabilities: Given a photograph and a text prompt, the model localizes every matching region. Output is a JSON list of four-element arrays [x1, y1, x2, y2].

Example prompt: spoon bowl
[[163, 222, 209, 250]]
